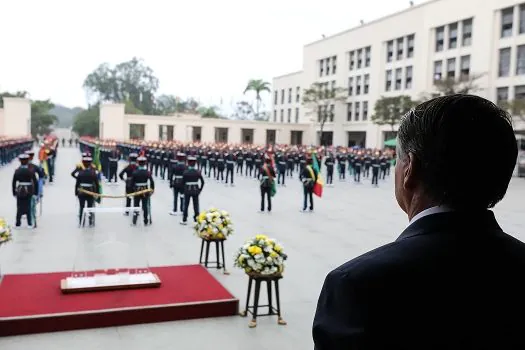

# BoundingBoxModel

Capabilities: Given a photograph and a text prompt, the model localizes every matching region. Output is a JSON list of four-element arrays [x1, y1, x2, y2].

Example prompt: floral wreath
[[234, 234, 287, 275], [194, 208, 234, 240]]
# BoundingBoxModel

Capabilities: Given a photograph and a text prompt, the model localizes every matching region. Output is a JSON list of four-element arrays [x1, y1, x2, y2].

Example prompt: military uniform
[[181, 157, 205, 224], [324, 154, 335, 185], [225, 152, 235, 185], [119, 153, 138, 214], [75, 157, 99, 227], [300, 160, 318, 212], [12, 154, 38, 227], [169, 153, 187, 215], [259, 161, 276, 212], [130, 157, 155, 225]]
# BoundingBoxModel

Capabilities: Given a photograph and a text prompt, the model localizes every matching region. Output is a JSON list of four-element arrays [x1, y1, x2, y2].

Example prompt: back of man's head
[[397, 94, 517, 210]]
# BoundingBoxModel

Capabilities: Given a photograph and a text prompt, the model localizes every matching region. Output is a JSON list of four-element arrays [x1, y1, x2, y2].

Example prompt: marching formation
[[6, 134, 394, 229]]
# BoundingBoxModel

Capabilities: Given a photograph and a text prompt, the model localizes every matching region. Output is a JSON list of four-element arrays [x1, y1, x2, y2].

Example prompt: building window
[[435, 26, 445, 52], [317, 106, 322, 122], [329, 105, 334, 122], [355, 102, 361, 121], [395, 68, 402, 90], [356, 76, 362, 95], [274, 91, 278, 105], [273, 110, 277, 122], [387, 40, 394, 62], [296, 86, 300, 102], [405, 66, 413, 89], [357, 49, 363, 69], [319, 59, 324, 76], [348, 77, 354, 96], [362, 101, 368, 121], [287, 108, 291, 123], [447, 58, 456, 78], [396, 37, 404, 60], [295, 107, 299, 123], [349, 51, 355, 70], [502, 7, 514, 38], [280, 89, 284, 104], [364, 74, 370, 94], [497, 87, 509, 105], [434, 60, 443, 80], [520, 5, 525, 34], [515, 85, 525, 99], [462, 18, 472, 46], [448, 22, 458, 49], [280, 109, 284, 123], [331, 80, 336, 94], [386, 70, 392, 91], [407, 34, 415, 58], [517, 45, 525, 75], [323, 82, 330, 98], [499, 47, 511, 77], [332, 56, 337, 74], [347, 103, 352, 121], [326, 57, 331, 75], [288, 88, 292, 103], [460, 55, 470, 78], [365, 46, 371, 67]]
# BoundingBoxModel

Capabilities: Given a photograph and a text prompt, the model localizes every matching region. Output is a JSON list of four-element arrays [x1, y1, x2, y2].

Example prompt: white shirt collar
[[408, 205, 454, 226]]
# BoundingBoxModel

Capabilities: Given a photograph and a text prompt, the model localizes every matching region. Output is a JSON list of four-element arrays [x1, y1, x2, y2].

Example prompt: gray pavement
[[0, 147, 524, 350]]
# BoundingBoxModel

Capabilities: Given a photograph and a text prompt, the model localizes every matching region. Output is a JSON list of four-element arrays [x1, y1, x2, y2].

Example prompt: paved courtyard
[[0, 147, 524, 350]]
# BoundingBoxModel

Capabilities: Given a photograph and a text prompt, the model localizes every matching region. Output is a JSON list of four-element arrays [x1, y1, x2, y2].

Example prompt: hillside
[[50, 105, 84, 128]]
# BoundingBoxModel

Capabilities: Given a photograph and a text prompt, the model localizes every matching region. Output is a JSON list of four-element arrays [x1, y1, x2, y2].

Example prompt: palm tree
[[243, 79, 271, 119]]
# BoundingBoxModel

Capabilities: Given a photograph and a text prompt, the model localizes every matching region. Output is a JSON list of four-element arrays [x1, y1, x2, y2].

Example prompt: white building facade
[[271, 0, 525, 148]]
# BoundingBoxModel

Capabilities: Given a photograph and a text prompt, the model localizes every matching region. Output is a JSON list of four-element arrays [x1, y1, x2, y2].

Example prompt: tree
[[72, 107, 99, 137], [0, 91, 28, 107], [302, 82, 347, 145], [244, 79, 271, 118], [499, 99, 525, 124], [432, 73, 484, 96], [371, 95, 418, 132], [31, 99, 58, 137], [197, 106, 220, 118], [83, 57, 160, 115], [231, 101, 255, 120]]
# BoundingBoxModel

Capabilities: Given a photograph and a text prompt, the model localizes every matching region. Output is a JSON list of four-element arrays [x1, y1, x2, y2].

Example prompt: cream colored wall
[[1, 98, 31, 137], [273, 0, 525, 148], [99, 103, 314, 145], [0, 109, 4, 135], [271, 71, 307, 124]]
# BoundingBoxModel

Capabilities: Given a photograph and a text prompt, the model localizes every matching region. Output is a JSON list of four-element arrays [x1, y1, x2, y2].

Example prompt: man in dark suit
[[313, 95, 525, 349]]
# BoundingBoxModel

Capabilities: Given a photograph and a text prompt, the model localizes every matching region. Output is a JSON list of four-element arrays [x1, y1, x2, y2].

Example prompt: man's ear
[[403, 153, 417, 191]]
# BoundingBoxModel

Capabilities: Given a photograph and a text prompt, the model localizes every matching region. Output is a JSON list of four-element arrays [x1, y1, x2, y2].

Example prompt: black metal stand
[[240, 274, 286, 328], [199, 238, 229, 274]]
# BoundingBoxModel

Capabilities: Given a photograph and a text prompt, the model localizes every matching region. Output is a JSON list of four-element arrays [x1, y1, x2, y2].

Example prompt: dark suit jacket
[[313, 211, 525, 350]]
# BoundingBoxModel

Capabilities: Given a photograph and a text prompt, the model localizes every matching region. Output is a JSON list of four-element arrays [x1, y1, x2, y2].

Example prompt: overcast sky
[[0, 0, 424, 110]]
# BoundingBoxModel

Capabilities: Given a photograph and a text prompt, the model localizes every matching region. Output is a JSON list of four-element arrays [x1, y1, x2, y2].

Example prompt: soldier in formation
[[169, 152, 186, 216], [75, 156, 99, 227], [12, 154, 38, 228], [119, 152, 138, 214], [180, 156, 205, 225], [130, 156, 155, 226]]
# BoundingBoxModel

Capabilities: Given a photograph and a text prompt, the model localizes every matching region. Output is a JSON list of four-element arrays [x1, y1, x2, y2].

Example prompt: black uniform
[[354, 155, 363, 182], [130, 166, 155, 225], [161, 151, 170, 180], [254, 153, 262, 179], [225, 153, 235, 184], [380, 155, 387, 179], [75, 167, 99, 226], [276, 154, 287, 185], [259, 163, 276, 212], [324, 155, 335, 185], [286, 153, 295, 177], [371, 155, 380, 186], [170, 161, 186, 213], [181, 166, 205, 223], [108, 149, 119, 183], [300, 164, 318, 211], [119, 161, 137, 212], [337, 154, 347, 180], [235, 151, 243, 174], [208, 152, 217, 178], [12, 165, 38, 227], [245, 152, 254, 176], [216, 153, 226, 181]]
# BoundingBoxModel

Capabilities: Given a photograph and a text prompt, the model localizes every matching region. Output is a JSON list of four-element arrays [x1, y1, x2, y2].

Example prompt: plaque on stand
[[62, 229, 160, 294]]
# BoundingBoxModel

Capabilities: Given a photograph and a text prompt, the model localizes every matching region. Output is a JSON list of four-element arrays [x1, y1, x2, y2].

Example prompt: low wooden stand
[[60, 272, 161, 294], [240, 273, 286, 328], [199, 238, 229, 274]]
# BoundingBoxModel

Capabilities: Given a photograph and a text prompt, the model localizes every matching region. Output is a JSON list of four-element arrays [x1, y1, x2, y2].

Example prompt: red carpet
[[0, 265, 238, 336]]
